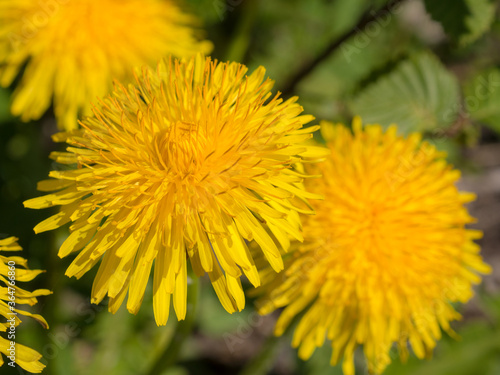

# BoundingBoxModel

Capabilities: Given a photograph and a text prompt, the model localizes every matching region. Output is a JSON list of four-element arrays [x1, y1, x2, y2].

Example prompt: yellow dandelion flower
[[24, 55, 328, 326], [0, 0, 212, 131], [255, 118, 491, 375], [0, 236, 51, 373]]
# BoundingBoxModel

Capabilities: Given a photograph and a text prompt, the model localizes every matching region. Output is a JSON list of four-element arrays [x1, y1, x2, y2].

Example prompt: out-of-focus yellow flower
[[0, 0, 212, 130], [255, 118, 491, 375], [0, 237, 51, 373], [24, 55, 328, 326]]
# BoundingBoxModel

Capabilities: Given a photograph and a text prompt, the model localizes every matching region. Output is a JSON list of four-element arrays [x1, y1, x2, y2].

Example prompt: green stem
[[224, 0, 260, 63], [239, 334, 282, 375], [144, 265, 199, 375]]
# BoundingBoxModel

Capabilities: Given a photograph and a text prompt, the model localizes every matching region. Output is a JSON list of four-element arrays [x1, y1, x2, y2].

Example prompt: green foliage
[[249, 0, 368, 83], [1, 1, 500, 375], [464, 68, 500, 133], [349, 52, 461, 134], [424, 0, 470, 39], [187, 0, 225, 24], [423, 0, 496, 46], [461, 0, 497, 45], [198, 282, 253, 336], [301, 344, 344, 375], [299, 16, 411, 122], [383, 318, 500, 375]]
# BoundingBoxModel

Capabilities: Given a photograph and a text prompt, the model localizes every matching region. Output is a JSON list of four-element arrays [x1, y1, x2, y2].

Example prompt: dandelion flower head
[[24, 55, 328, 326], [0, 0, 212, 130], [255, 118, 491, 375], [0, 237, 51, 373]]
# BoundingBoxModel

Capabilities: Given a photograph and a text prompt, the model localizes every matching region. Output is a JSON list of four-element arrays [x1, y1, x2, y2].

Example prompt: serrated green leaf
[[349, 53, 460, 134], [464, 68, 500, 133], [423, 0, 495, 46], [461, 0, 496, 46]]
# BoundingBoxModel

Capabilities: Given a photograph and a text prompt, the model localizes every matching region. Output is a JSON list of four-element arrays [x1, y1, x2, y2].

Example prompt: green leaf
[[349, 52, 460, 134], [296, 9, 412, 122], [250, 0, 369, 84], [423, 0, 495, 46], [461, 0, 496, 46], [464, 68, 500, 133]]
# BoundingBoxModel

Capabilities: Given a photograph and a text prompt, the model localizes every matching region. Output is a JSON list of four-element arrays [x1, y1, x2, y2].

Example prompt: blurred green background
[[1, 0, 500, 374]]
